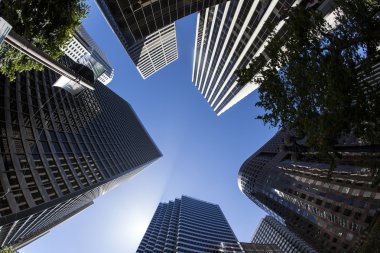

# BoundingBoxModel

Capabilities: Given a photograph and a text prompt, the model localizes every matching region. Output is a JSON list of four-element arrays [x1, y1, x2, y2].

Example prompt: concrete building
[[238, 130, 380, 252], [192, 0, 335, 115], [0, 58, 161, 249], [221, 241, 283, 253], [137, 196, 239, 252], [127, 23, 178, 79]]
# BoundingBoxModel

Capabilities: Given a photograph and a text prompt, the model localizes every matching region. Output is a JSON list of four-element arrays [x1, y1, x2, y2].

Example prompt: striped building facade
[[127, 23, 178, 79], [252, 216, 317, 253], [95, 0, 225, 78], [192, 0, 335, 115], [137, 196, 238, 252]]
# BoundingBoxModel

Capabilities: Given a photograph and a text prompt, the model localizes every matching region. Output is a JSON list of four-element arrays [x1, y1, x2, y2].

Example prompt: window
[[365, 216, 373, 223], [343, 209, 352, 216], [354, 212, 362, 220]]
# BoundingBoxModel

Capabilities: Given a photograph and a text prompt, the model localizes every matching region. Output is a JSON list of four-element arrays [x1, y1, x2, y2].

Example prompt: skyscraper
[[238, 130, 380, 252], [136, 196, 239, 252], [128, 23, 178, 79], [192, 0, 335, 115], [0, 59, 161, 249], [221, 241, 282, 253], [251, 216, 317, 253], [95, 0, 225, 78], [62, 25, 114, 85]]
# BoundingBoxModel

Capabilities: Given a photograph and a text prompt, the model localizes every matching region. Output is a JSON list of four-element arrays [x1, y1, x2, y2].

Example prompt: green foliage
[[237, 0, 380, 153], [0, 0, 89, 80], [0, 247, 16, 253]]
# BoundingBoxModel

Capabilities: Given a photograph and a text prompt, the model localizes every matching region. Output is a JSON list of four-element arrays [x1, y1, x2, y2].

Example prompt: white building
[[63, 25, 114, 85]]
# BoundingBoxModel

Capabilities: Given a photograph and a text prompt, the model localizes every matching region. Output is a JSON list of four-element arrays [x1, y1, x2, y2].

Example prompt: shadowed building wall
[[238, 130, 380, 252], [251, 216, 316, 253], [0, 63, 161, 248]]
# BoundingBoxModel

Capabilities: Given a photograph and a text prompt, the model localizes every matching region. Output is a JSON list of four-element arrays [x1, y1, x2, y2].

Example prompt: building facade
[[95, 0, 225, 78], [251, 216, 316, 253], [63, 25, 114, 85], [0, 63, 161, 248], [238, 130, 380, 252], [136, 196, 239, 252], [221, 241, 282, 253], [192, 0, 335, 115], [127, 23, 178, 79]]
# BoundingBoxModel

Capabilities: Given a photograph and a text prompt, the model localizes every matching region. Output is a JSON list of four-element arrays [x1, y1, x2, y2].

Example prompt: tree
[[0, 247, 16, 253], [0, 0, 89, 81], [237, 0, 380, 154]]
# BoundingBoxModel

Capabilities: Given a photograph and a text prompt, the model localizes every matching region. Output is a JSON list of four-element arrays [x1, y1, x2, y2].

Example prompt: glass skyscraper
[[95, 0, 225, 78], [251, 216, 316, 253], [127, 23, 178, 79], [0, 59, 161, 249], [238, 130, 380, 252], [63, 25, 114, 85], [137, 196, 239, 252], [192, 0, 335, 115]]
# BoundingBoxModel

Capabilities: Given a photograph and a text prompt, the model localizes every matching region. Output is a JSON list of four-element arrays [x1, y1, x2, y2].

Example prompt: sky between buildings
[[20, 1, 277, 252]]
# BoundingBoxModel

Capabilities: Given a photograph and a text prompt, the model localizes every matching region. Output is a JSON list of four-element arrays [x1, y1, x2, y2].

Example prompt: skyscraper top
[[63, 25, 114, 85], [137, 195, 238, 252], [95, 0, 225, 78], [95, 0, 226, 48]]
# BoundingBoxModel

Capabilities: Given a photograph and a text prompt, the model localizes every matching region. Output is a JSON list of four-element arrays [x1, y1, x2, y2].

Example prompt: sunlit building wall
[[63, 25, 114, 85], [95, 0, 225, 78], [220, 241, 282, 253], [192, 0, 336, 115], [127, 23, 178, 79]]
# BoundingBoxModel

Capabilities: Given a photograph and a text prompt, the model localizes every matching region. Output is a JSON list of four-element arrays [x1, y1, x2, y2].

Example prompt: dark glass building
[[238, 130, 380, 252], [95, 0, 225, 78], [137, 196, 239, 252], [251, 216, 316, 253], [0, 62, 161, 248]]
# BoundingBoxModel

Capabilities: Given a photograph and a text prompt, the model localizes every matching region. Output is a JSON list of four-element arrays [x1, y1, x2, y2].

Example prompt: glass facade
[[63, 25, 114, 85], [238, 130, 380, 252], [95, 0, 225, 79], [220, 241, 282, 253], [0, 60, 161, 248], [137, 196, 238, 252], [251, 216, 316, 253]]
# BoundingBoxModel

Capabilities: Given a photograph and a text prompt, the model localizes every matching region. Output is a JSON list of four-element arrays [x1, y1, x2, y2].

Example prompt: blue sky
[[20, 1, 277, 252]]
